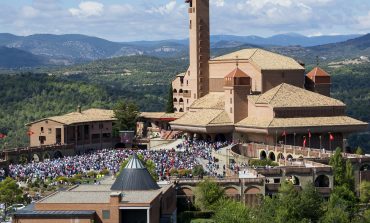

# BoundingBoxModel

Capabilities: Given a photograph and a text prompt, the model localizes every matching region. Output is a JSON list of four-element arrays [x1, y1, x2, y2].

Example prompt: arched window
[[174, 98, 178, 102], [179, 108, 184, 112], [179, 98, 184, 103], [173, 89, 177, 93], [179, 89, 183, 93]]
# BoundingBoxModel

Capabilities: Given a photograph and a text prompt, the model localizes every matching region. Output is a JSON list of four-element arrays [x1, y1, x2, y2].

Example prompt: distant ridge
[[0, 33, 368, 68]]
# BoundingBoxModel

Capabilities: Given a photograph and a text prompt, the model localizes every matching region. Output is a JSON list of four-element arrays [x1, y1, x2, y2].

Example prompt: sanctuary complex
[[169, 0, 367, 150]]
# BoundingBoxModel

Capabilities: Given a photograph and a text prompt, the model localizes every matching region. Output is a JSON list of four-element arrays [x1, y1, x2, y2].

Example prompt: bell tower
[[185, 0, 210, 106]]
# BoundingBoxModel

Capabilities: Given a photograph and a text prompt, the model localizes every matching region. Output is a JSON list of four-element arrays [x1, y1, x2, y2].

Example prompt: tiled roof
[[225, 67, 250, 78], [140, 112, 184, 119], [252, 83, 344, 107], [140, 112, 166, 119], [213, 48, 304, 70], [306, 67, 330, 80], [170, 109, 232, 127], [27, 109, 115, 125], [190, 92, 225, 109], [236, 116, 367, 129]]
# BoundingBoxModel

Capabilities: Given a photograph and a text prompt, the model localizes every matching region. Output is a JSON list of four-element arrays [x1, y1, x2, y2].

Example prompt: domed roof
[[110, 153, 160, 191]]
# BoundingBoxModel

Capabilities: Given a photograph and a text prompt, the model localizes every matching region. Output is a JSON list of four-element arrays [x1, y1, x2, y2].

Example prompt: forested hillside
[[0, 56, 187, 148], [0, 55, 368, 151]]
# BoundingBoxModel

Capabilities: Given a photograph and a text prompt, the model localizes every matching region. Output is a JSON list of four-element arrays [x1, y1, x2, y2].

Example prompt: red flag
[[0, 133, 6, 139], [303, 136, 307, 147], [282, 130, 286, 137], [27, 130, 34, 136], [308, 130, 311, 138], [329, 133, 334, 141]]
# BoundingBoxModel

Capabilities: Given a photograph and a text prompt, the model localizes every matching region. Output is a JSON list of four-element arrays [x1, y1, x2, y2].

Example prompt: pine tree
[[166, 85, 174, 113]]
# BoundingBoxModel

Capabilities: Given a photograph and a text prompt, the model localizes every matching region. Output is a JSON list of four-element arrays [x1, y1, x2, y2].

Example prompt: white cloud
[[20, 6, 39, 18], [147, 1, 177, 15], [108, 4, 134, 15], [355, 11, 370, 29], [69, 1, 104, 18], [211, 0, 225, 7]]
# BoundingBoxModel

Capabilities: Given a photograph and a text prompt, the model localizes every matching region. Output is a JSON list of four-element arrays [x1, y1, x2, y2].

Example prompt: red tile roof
[[307, 67, 330, 80], [225, 67, 250, 78]]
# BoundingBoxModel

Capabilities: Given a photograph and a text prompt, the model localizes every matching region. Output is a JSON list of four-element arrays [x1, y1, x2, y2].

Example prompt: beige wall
[[209, 61, 261, 92], [247, 101, 273, 119], [262, 70, 304, 93], [29, 120, 64, 147]]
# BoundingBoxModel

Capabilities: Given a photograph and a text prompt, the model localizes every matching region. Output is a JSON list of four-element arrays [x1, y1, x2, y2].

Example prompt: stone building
[[171, 0, 368, 149], [26, 108, 117, 151]]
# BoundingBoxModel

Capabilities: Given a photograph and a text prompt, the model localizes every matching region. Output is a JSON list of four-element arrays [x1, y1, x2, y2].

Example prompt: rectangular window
[[190, 20, 192, 29], [230, 89, 232, 94], [48, 128, 52, 134], [194, 93, 196, 99], [102, 210, 110, 219], [230, 107, 233, 114], [230, 98, 232, 104], [41, 127, 44, 133]]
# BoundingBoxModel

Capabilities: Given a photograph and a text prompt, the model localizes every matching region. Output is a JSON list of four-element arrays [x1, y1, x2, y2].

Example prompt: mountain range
[[0, 32, 369, 68]]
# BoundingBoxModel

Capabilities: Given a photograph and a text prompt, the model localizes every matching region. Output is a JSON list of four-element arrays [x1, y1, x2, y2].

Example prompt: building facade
[[170, 0, 368, 149], [26, 108, 117, 152]]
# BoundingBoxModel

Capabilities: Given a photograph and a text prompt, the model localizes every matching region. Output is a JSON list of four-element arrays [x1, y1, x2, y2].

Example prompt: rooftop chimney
[[77, 105, 82, 113]]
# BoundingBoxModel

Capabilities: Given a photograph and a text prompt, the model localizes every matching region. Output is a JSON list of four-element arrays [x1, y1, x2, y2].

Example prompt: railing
[[2, 144, 74, 154]]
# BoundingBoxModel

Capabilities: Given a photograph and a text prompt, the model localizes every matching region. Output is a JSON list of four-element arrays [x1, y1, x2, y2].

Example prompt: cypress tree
[[166, 85, 174, 113]]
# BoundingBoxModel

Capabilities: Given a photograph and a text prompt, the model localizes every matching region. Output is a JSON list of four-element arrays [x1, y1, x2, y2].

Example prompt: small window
[[102, 210, 110, 219], [187, 80, 189, 85], [230, 107, 233, 114], [45, 120, 48, 124], [230, 98, 232, 104], [187, 99, 189, 103], [230, 89, 232, 94], [41, 127, 44, 133], [190, 20, 192, 29], [39, 136, 46, 144], [48, 128, 52, 134]]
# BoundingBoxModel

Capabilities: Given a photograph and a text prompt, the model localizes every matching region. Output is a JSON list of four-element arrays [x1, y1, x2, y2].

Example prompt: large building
[[171, 0, 367, 150], [26, 107, 117, 151], [13, 154, 177, 223]]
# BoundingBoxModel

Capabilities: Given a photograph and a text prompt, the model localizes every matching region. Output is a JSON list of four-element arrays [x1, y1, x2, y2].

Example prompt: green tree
[[212, 198, 252, 223], [321, 206, 350, 223], [166, 85, 174, 113], [329, 147, 345, 186], [275, 181, 302, 223], [355, 147, 365, 155], [194, 179, 224, 212], [325, 185, 358, 221], [359, 181, 370, 204], [113, 100, 139, 134], [298, 183, 324, 222], [0, 177, 24, 218], [192, 165, 205, 177], [344, 159, 355, 190]]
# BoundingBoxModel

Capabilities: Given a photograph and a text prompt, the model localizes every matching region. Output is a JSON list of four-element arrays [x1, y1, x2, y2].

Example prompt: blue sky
[[0, 0, 370, 41]]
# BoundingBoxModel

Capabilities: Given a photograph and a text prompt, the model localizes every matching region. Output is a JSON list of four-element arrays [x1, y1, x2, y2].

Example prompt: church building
[[170, 0, 367, 150]]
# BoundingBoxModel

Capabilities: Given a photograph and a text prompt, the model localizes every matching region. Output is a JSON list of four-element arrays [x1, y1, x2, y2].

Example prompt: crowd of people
[[7, 139, 230, 183]]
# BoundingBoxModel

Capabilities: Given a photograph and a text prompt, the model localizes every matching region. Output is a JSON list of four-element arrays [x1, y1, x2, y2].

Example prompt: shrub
[[249, 159, 278, 167]]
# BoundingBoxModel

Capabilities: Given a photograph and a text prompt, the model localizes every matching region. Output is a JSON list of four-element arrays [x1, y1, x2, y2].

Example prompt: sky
[[0, 0, 370, 42]]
